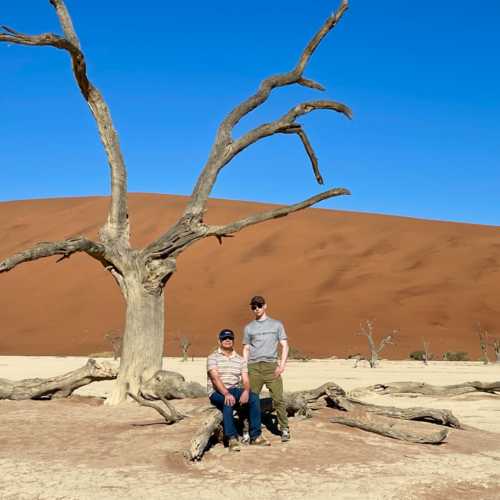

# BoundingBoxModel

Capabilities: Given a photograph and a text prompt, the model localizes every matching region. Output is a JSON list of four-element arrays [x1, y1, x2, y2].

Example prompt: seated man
[[207, 328, 270, 451]]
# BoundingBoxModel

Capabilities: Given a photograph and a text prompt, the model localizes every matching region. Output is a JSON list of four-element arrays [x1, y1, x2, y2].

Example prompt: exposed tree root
[[128, 391, 185, 424], [352, 381, 500, 398], [0, 359, 117, 400]]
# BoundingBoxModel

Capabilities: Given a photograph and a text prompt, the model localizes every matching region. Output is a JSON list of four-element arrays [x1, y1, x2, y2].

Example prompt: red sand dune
[[0, 194, 499, 360]]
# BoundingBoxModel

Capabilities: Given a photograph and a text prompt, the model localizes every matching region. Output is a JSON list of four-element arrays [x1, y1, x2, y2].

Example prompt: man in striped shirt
[[207, 328, 269, 450]]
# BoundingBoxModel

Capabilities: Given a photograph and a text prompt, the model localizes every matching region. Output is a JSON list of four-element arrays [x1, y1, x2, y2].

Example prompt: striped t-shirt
[[206, 349, 248, 396]]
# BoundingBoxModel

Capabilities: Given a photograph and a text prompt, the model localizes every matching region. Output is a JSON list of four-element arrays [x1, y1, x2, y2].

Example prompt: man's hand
[[273, 366, 285, 378], [224, 392, 236, 406], [239, 389, 250, 404]]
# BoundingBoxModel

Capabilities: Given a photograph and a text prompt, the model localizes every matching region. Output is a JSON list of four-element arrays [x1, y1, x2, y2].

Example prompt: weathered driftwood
[[353, 380, 500, 397], [330, 414, 449, 444], [327, 394, 461, 428], [0, 359, 117, 400]]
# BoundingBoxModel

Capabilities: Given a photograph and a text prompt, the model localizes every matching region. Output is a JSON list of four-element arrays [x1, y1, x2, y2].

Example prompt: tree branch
[[0, 0, 129, 245], [280, 125, 323, 184], [207, 187, 350, 238], [183, 0, 350, 220], [0, 237, 107, 273]]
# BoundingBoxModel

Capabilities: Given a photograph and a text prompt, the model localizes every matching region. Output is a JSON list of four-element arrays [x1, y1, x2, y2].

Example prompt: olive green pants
[[248, 361, 288, 430]]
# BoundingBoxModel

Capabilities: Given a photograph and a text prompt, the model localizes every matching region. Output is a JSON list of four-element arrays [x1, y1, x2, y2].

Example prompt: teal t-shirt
[[243, 317, 287, 363]]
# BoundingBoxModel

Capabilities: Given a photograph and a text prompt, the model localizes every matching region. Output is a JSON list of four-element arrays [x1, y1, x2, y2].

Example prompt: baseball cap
[[218, 329, 235, 341]]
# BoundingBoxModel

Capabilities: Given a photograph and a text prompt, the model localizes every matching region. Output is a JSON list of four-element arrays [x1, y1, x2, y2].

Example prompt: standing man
[[207, 328, 270, 451], [243, 295, 290, 442]]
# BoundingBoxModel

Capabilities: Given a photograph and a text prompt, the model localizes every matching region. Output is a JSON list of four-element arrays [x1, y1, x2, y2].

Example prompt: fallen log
[[330, 413, 450, 444], [352, 380, 500, 398], [0, 359, 117, 400], [327, 394, 461, 428], [185, 407, 223, 461]]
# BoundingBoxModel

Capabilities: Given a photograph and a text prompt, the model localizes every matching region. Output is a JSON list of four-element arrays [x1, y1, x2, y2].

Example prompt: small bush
[[409, 350, 426, 361], [443, 351, 469, 361], [409, 350, 433, 361], [288, 346, 310, 361]]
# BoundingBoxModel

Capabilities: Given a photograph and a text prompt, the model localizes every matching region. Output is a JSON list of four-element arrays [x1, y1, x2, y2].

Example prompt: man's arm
[[274, 339, 289, 378], [239, 370, 251, 404], [208, 368, 236, 406], [242, 344, 250, 362]]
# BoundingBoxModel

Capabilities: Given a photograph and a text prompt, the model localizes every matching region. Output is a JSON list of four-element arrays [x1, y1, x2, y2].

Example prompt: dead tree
[[0, 1, 352, 405], [0, 359, 117, 400], [356, 320, 397, 368], [490, 337, 500, 363], [180, 337, 191, 362], [476, 322, 490, 364], [422, 339, 431, 365]]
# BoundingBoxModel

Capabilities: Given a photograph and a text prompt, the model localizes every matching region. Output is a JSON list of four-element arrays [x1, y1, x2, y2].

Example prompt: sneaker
[[250, 435, 271, 446], [241, 431, 251, 445], [281, 428, 291, 442], [228, 437, 241, 452]]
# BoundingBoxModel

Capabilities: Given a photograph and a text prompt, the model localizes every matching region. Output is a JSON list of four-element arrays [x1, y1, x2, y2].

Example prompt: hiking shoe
[[228, 438, 241, 452], [281, 428, 291, 442], [250, 435, 271, 446]]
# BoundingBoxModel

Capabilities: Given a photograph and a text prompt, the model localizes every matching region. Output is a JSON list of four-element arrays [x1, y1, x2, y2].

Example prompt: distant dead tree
[[104, 331, 122, 360], [0, 1, 351, 405], [356, 320, 397, 368], [422, 339, 431, 365], [476, 322, 500, 364], [491, 337, 500, 363], [476, 322, 490, 365], [179, 336, 191, 362]]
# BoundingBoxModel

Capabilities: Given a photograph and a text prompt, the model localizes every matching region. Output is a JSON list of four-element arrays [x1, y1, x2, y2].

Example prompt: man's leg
[[209, 391, 238, 439], [247, 391, 262, 440], [248, 362, 265, 395], [263, 362, 289, 433]]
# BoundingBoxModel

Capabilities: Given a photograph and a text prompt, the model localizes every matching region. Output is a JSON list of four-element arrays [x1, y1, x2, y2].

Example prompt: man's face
[[251, 302, 266, 319], [220, 338, 234, 350]]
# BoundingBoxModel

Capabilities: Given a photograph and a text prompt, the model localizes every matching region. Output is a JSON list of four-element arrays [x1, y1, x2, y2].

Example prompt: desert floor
[[0, 357, 499, 499]]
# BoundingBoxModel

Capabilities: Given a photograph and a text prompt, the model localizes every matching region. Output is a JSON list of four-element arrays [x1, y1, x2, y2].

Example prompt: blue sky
[[1, 1, 499, 226]]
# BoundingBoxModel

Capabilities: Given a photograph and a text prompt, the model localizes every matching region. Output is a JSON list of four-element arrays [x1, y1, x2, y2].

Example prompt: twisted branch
[[0, 237, 107, 273]]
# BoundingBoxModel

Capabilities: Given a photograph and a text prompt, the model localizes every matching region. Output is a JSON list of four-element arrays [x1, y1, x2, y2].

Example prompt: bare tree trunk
[[107, 274, 165, 405]]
